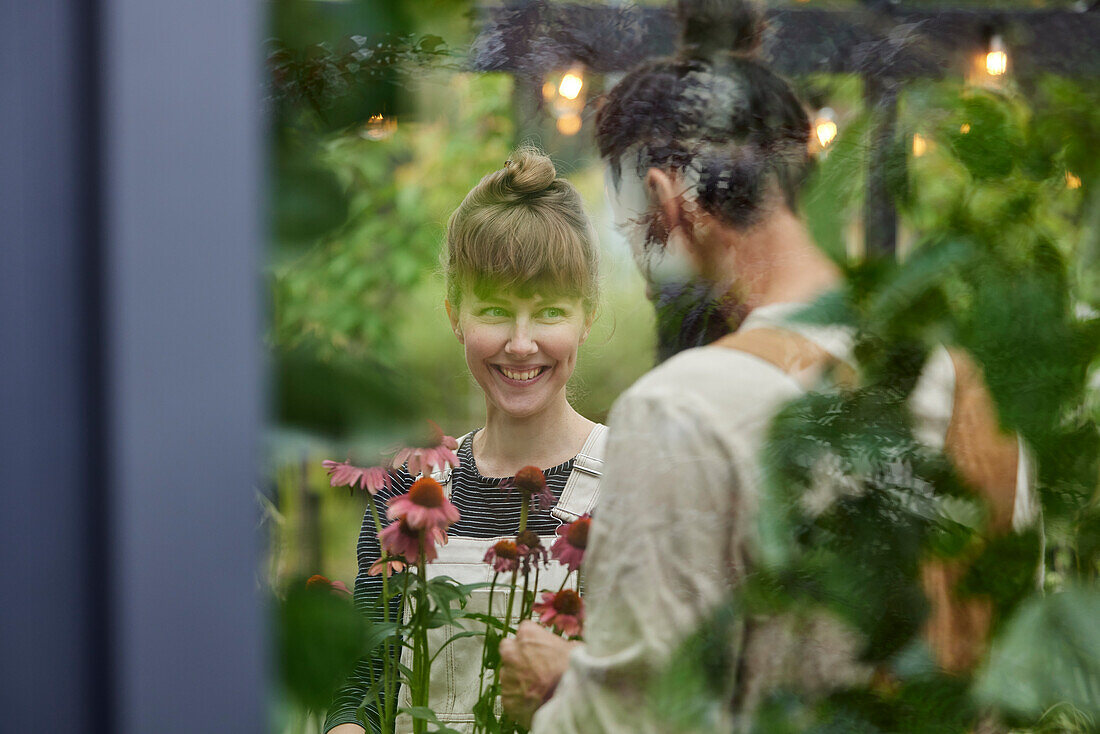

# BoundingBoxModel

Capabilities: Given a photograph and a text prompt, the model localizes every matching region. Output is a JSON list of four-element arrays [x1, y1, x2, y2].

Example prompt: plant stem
[[531, 563, 540, 617], [519, 566, 531, 621], [490, 569, 520, 708], [473, 571, 500, 734], [365, 494, 395, 732], [412, 534, 429, 734]]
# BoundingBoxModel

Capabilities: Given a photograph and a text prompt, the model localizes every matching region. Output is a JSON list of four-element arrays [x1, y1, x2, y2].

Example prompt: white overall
[[394, 424, 608, 734]]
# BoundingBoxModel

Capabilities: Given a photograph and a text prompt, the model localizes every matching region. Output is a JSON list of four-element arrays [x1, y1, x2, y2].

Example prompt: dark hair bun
[[676, 0, 764, 60], [502, 147, 557, 196]]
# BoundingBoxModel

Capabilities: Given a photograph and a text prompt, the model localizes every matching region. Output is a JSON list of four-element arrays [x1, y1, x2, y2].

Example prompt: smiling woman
[[324, 147, 607, 734], [449, 291, 589, 423]]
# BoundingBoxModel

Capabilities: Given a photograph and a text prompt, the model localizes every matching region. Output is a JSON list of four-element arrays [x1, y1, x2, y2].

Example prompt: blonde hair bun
[[444, 145, 599, 313], [501, 146, 558, 197]]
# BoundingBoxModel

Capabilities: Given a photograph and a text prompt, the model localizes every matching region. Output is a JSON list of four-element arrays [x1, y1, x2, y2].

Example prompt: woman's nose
[[505, 322, 538, 357]]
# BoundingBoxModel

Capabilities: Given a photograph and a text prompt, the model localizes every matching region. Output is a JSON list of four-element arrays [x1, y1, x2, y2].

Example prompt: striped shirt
[[323, 432, 575, 733]]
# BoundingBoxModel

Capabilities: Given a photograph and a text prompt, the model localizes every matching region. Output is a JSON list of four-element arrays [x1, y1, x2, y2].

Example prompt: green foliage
[[271, 72, 516, 433], [976, 587, 1100, 720], [660, 77, 1100, 732], [277, 581, 367, 710], [272, 72, 515, 361], [401, 706, 464, 734]]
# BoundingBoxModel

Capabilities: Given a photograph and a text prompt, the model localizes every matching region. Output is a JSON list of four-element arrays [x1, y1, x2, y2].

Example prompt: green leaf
[[430, 630, 487, 664], [957, 529, 1042, 620], [948, 95, 1017, 181], [975, 587, 1100, 718], [361, 620, 401, 657], [399, 706, 464, 734], [457, 611, 508, 631], [276, 582, 366, 710]]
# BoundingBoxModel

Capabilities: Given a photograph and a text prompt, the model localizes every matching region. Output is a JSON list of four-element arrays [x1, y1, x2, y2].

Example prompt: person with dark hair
[[498, 1, 1036, 732]]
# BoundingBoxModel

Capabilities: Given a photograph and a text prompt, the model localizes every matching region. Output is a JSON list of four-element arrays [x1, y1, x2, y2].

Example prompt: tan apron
[[395, 424, 607, 733]]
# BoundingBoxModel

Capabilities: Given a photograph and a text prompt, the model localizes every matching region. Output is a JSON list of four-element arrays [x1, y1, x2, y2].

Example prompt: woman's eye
[[540, 307, 566, 319], [480, 307, 509, 318]]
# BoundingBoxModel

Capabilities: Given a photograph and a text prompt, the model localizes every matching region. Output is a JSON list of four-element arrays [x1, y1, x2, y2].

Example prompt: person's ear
[[580, 308, 596, 344], [645, 168, 684, 242], [445, 299, 464, 344]]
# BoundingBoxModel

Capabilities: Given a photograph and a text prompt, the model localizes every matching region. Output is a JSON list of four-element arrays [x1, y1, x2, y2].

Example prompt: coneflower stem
[[530, 563, 541, 621], [474, 571, 500, 734], [519, 566, 531, 620], [412, 535, 429, 734], [365, 494, 395, 731], [491, 569, 520, 710]]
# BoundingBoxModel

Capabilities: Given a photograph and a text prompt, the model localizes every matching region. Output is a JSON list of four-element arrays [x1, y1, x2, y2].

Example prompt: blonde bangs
[[448, 204, 595, 306]]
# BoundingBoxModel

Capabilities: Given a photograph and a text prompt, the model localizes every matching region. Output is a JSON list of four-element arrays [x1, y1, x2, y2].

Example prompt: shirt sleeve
[[323, 481, 407, 734], [531, 388, 749, 734]]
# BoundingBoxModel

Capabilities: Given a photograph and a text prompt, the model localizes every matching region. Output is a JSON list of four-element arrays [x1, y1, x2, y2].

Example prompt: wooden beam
[[472, 3, 1100, 79]]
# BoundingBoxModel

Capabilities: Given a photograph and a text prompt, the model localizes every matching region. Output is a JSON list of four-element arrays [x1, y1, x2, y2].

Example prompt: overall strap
[[714, 326, 857, 390], [921, 348, 1022, 674], [432, 431, 473, 499], [551, 423, 608, 523], [721, 327, 1028, 674], [942, 349, 1019, 533]]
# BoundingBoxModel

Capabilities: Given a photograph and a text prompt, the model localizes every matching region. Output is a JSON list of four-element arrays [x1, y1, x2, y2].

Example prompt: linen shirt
[[531, 302, 1034, 734]]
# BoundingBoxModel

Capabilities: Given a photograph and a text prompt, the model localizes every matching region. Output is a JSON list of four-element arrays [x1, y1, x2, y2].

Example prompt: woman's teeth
[[500, 366, 543, 381]]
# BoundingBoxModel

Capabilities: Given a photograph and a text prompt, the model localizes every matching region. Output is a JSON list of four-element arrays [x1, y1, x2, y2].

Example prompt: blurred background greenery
[[265, 1, 1099, 731]]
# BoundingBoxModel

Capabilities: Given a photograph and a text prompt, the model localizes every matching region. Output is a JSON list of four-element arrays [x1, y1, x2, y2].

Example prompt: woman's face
[[448, 289, 591, 420]]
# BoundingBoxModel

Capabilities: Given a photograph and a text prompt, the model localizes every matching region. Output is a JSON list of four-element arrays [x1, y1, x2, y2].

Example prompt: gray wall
[[1, 1, 265, 731]]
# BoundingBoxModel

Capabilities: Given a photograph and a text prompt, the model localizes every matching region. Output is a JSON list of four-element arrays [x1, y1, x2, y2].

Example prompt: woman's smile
[[493, 364, 552, 386]]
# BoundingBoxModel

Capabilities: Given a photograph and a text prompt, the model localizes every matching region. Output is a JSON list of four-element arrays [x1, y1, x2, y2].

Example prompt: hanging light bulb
[[814, 107, 837, 149], [986, 34, 1008, 76], [1066, 171, 1083, 189], [558, 69, 584, 101], [360, 114, 397, 141], [960, 123, 971, 134]]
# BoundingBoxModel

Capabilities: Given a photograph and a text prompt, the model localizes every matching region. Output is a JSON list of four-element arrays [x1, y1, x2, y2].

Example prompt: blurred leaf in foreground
[[277, 579, 367, 710], [975, 586, 1100, 719]]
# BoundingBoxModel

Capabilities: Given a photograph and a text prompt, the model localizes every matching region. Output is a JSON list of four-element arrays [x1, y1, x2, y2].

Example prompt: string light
[[558, 70, 584, 100], [912, 133, 928, 158], [360, 114, 397, 141], [557, 113, 582, 136], [814, 107, 837, 149], [986, 34, 1008, 76], [960, 123, 971, 134], [1066, 171, 1082, 189], [544, 65, 586, 133]]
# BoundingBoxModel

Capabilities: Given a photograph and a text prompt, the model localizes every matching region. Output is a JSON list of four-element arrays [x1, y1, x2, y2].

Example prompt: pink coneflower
[[391, 420, 460, 476], [484, 539, 520, 573], [501, 465, 555, 511], [322, 460, 392, 496], [367, 558, 407, 578], [516, 529, 549, 573], [550, 514, 590, 572], [306, 574, 352, 597], [533, 589, 584, 637], [378, 518, 447, 565], [387, 477, 460, 530]]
